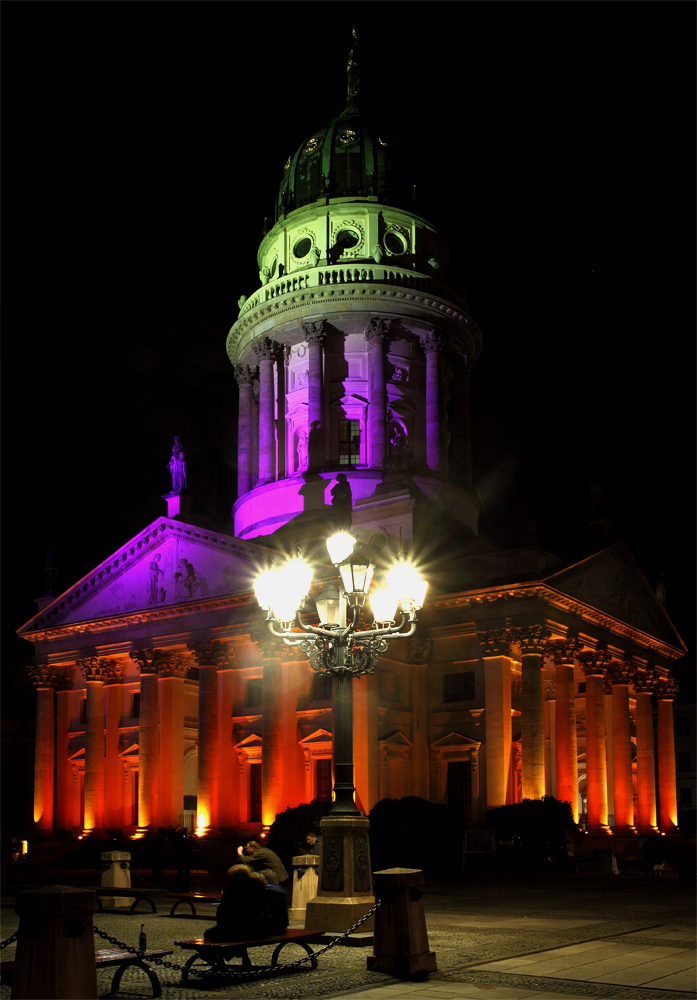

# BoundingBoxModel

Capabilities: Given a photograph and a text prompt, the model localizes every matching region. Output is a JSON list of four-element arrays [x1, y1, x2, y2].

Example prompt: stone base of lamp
[[289, 854, 319, 920], [304, 814, 375, 933]]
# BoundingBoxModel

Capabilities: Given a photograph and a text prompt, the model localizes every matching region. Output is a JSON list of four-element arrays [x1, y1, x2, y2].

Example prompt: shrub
[[267, 799, 332, 871], [483, 796, 578, 872], [368, 796, 463, 873]]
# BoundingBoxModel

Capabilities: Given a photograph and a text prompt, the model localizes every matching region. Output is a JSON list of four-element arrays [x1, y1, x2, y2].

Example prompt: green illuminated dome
[[276, 99, 415, 221]]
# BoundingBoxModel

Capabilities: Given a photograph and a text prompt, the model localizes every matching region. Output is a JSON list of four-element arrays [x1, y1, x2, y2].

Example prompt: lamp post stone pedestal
[[305, 814, 375, 932]]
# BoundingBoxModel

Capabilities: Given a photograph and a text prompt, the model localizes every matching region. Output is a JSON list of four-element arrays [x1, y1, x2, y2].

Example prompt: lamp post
[[253, 530, 426, 932]]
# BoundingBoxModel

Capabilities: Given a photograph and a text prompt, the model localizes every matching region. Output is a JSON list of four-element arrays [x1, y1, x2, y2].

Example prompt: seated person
[[259, 876, 289, 934], [203, 864, 271, 942], [236, 839, 289, 885]]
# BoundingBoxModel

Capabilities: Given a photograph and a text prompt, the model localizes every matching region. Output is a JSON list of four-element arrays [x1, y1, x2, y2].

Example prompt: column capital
[[511, 625, 552, 655], [234, 364, 257, 386], [605, 659, 635, 686], [478, 624, 551, 658], [76, 657, 121, 682], [252, 337, 283, 363], [364, 317, 392, 345], [26, 663, 75, 690], [634, 667, 660, 694], [655, 676, 679, 701], [541, 638, 583, 666], [420, 329, 444, 354], [187, 639, 236, 668], [251, 626, 283, 658], [128, 648, 176, 674], [576, 649, 612, 677], [302, 319, 328, 345], [157, 653, 189, 678]]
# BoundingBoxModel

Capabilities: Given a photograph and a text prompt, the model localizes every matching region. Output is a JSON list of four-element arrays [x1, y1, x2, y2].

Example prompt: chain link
[[92, 897, 381, 981], [0, 931, 19, 950]]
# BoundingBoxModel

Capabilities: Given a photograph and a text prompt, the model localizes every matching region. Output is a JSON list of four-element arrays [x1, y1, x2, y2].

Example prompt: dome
[[276, 99, 416, 221]]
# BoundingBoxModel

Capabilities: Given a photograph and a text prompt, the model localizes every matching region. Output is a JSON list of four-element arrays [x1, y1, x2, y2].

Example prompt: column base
[[587, 824, 613, 835], [612, 825, 637, 835], [81, 828, 107, 839], [637, 825, 659, 835]]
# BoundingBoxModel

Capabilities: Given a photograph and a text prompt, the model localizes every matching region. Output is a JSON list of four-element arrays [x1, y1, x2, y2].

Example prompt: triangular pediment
[[233, 733, 262, 750], [18, 518, 275, 635], [379, 730, 413, 748], [68, 747, 85, 761], [119, 744, 139, 757], [543, 542, 686, 651], [299, 729, 333, 746], [431, 731, 480, 750]]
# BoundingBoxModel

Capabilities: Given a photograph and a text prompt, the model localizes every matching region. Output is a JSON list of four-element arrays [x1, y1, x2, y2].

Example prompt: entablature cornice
[[426, 583, 685, 662]]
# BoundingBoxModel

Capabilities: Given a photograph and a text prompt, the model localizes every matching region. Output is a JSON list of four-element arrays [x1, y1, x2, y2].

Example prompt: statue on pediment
[[148, 553, 165, 605], [169, 436, 187, 492]]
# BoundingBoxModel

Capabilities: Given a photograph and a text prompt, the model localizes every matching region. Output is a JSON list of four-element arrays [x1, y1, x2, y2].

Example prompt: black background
[[4, 4, 695, 711]]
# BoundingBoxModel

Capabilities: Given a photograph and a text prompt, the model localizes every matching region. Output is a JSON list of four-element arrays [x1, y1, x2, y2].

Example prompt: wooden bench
[[174, 929, 321, 983], [94, 886, 165, 914], [166, 891, 221, 917], [1, 949, 173, 998]]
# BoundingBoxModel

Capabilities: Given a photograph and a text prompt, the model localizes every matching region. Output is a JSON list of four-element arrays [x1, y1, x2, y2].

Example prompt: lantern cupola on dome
[[276, 26, 416, 221]]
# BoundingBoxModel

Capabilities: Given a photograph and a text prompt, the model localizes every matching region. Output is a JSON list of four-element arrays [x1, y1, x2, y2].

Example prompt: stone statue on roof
[[347, 25, 360, 99], [169, 436, 187, 492]]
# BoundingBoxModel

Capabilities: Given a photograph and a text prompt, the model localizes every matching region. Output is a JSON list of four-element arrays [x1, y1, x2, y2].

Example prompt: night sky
[[4, 4, 695, 708]]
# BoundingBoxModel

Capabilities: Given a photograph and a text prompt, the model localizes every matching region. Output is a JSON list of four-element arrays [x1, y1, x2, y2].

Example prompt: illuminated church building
[[19, 70, 685, 857]]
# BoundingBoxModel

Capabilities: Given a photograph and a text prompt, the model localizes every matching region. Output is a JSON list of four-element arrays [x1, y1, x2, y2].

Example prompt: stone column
[[543, 640, 581, 821], [188, 641, 232, 833], [252, 628, 285, 830], [365, 318, 391, 468], [76, 657, 118, 835], [253, 337, 282, 484], [158, 654, 188, 829], [303, 320, 327, 470], [26, 665, 61, 832], [577, 651, 611, 833], [634, 669, 658, 833], [421, 330, 444, 476], [217, 649, 237, 830], [656, 677, 679, 832], [234, 365, 256, 497], [607, 660, 636, 833], [54, 669, 75, 832], [516, 627, 550, 800], [104, 664, 125, 831], [128, 649, 163, 833]]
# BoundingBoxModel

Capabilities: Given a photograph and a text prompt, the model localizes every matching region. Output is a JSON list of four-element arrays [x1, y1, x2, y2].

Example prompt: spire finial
[[347, 24, 360, 100]]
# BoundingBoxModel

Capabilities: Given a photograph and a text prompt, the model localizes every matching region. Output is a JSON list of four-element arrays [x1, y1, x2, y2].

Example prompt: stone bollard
[[367, 868, 437, 979], [289, 854, 319, 920], [12, 886, 98, 999], [100, 850, 134, 907]]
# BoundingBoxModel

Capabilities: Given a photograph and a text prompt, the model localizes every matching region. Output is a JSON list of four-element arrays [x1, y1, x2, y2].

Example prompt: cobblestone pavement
[[1, 873, 694, 1000]]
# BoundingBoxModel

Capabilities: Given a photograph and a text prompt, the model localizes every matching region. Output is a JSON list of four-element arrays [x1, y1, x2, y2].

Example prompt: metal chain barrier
[[92, 898, 381, 981], [0, 932, 19, 950]]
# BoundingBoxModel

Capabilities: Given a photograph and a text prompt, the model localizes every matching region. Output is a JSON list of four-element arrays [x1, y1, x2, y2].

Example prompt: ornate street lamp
[[253, 531, 426, 930]]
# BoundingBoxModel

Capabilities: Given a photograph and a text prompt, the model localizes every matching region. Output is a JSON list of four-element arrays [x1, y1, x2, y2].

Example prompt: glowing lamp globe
[[370, 587, 398, 625], [326, 531, 356, 565], [338, 543, 375, 602], [314, 587, 341, 626], [386, 561, 427, 611]]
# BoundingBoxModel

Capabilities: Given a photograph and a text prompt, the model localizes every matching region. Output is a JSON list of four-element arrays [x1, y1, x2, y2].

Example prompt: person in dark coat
[[148, 828, 167, 888], [204, 865, 271, 941], [236, 840, 289, 884], [170, 826, 191, 891], [304, 832, 321, 856]]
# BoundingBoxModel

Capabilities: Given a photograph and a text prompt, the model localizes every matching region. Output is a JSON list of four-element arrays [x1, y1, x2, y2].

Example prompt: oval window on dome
[[384, 231, 407, 255], [293, 237, 312, 259], [303, 137, 321, 154], [338, 129, 358, 145], [336, 229, 360, 250], [378, 136, 393, 148]]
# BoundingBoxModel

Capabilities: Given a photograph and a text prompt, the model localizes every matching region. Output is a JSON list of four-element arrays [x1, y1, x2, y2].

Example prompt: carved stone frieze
[[544, 678, 556, 701], [76, 657, 120, 682], [187, 639, 237, 668], [541, 638, 583, 666], [301, 319, 327, 345], [252, 337, 283, 363], [364, 317, 392, 345], [576, 649, 612, 677], [406, 637, 432, 665]]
